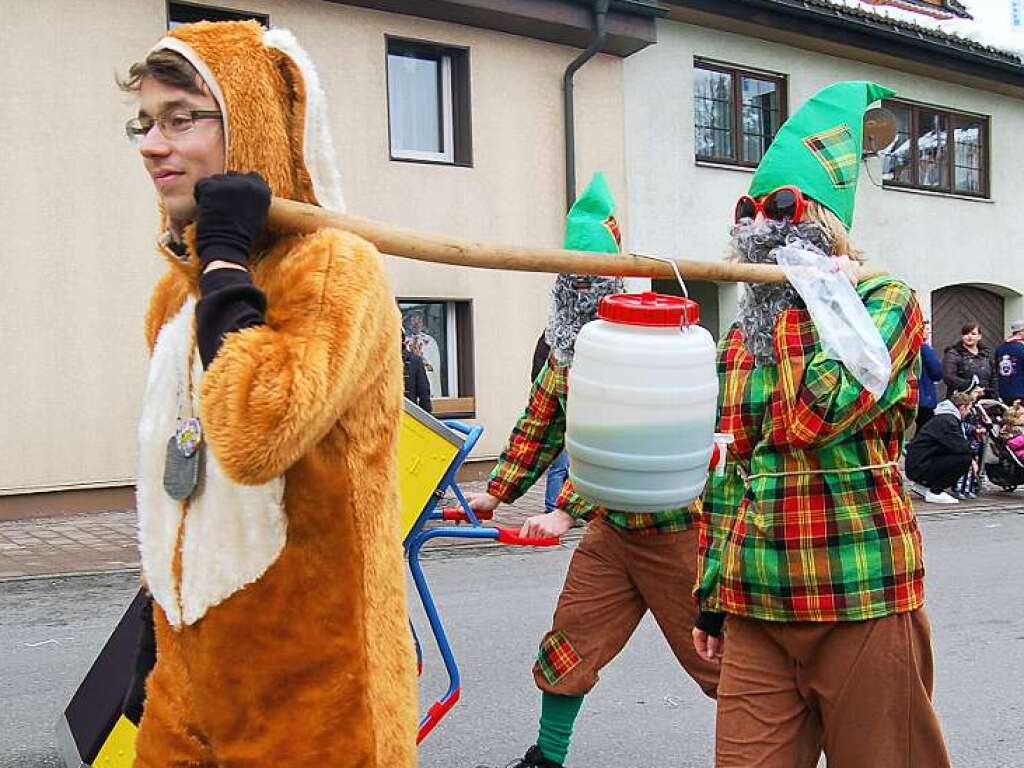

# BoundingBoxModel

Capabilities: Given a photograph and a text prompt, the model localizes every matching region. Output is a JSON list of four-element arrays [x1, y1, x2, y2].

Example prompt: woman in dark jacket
[[942, 322, 996, 398], [403, 331, 433, 412]]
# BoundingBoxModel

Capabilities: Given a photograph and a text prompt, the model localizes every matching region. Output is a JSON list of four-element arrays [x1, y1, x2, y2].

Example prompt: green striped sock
[[536, 692, 584, 765]]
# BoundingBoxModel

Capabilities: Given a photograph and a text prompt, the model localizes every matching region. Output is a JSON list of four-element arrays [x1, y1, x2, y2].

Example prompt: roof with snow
[[665, 0, 1024, 91], [808, 0, 1024, 65]]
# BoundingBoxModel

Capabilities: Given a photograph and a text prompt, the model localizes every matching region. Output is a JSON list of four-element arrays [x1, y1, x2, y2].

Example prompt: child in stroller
[[975, 397, 1024, 493]]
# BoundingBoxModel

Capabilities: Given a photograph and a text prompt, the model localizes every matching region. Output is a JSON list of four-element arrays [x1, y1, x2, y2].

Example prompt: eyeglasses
[[125, 110, 222, 144], [734, 185, 807, 224]]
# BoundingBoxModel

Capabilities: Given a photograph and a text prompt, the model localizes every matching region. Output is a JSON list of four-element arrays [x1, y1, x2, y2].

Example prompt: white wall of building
[[624, 19, 1024, 338]]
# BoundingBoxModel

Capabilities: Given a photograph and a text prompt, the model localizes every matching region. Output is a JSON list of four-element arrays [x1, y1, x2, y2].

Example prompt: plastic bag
[[774, 246, 892, 400]]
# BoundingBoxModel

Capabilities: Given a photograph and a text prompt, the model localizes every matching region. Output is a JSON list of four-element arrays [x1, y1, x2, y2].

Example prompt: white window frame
[[444, 302, 459, 398], [388, 51, 455, 164]]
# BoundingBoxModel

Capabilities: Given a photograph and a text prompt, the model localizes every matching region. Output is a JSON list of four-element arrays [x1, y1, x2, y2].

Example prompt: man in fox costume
[[121, 20, 417, 766]]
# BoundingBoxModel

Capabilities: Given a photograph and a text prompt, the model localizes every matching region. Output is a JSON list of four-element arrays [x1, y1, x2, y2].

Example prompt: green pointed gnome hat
[[749, 80, 895, 229], [564, 171, 621, 253]]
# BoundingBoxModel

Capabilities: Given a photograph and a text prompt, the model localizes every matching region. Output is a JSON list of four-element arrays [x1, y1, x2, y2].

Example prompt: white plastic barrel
[[566, 292, 718, 512]]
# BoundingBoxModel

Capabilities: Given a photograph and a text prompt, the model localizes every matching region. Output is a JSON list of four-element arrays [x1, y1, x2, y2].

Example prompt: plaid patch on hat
[[536, 630, 582, 686], [803, 124, 858, 189], [603, 215, 622, 247]]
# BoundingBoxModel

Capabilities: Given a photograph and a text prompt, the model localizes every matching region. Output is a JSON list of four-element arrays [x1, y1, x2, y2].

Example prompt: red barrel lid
[[598, 292, 700, 327]]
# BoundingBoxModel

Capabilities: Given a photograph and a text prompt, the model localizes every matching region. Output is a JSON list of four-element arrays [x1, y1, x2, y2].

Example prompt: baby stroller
[[976, 399, 1024, 492]]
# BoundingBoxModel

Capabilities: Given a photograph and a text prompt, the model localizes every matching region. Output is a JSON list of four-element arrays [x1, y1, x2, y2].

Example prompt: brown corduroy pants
[[532, 517, 720, 699], [716, 610, 951, 768]]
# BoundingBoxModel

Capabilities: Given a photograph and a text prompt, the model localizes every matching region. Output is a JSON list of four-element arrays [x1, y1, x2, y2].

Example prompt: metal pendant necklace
[[163, 322, 204, 501]]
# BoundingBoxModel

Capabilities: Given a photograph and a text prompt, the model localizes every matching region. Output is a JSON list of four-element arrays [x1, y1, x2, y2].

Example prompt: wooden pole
[[267, 197, 883, 285]]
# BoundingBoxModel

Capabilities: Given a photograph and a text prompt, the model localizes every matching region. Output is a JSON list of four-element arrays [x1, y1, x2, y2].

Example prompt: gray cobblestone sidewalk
[[1, 479, 1020, 582], [0, 479, 582, 582]]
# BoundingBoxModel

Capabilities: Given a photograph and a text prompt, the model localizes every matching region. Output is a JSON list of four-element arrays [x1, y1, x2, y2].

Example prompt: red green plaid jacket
[[695, 277, 926, 622], [488, 358, 694, 533]]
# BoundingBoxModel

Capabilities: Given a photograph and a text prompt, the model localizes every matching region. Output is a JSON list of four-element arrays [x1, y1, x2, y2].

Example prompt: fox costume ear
[[263, 28, 346, 213]]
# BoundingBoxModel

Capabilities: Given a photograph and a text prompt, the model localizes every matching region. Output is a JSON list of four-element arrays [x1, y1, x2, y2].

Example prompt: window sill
[[881, 184, 993, 204], [432, 396, 476, 419], [695, 159, 756, 174], [390, 154, 472, 168]]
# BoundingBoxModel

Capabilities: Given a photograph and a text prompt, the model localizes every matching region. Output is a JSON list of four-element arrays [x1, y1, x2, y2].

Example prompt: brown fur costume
[[133, 21, 417, 767]]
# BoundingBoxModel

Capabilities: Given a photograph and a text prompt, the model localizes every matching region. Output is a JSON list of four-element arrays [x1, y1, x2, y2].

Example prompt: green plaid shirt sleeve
[[554, 478, 596, 520], [775, 277, 924, 449], [487, 360, 567, 504]]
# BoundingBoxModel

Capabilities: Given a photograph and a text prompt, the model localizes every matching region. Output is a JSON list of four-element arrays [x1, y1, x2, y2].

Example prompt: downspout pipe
[[564, 0, 610, 212]]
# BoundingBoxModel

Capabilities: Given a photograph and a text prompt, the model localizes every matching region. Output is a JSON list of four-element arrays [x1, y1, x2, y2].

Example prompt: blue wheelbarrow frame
[[405, 419, 559, 744]]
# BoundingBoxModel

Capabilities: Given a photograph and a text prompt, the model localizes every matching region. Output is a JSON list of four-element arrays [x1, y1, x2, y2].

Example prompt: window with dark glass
[[879, 100, 989, 197], [694, 61, 786, 167], [386, 38, 472, 166], [168, 2, 268, 28]]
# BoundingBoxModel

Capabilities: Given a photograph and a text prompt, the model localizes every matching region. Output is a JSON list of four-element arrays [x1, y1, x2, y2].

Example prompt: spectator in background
[[942, 321, 995, 398], [532, 331, 570, 514], [906, 390, 975, 505], [403, 330, 432, 412], [954, 385, 986, 499], [917, 319, 944, 432], [405, 308, 443, 397], [995, 319, 1024, 406]]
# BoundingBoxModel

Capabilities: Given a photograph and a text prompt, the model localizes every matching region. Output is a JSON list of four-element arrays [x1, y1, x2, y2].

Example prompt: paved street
[[2, 507, 1022, 767]]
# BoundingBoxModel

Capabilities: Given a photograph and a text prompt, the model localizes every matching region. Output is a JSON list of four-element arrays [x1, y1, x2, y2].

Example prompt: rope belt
[[738, 461, 900, 488]]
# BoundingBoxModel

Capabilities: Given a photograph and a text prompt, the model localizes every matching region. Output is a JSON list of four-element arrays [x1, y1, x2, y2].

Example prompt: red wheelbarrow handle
[[495, 526, 560, 547], [441, 507, 494, 522]]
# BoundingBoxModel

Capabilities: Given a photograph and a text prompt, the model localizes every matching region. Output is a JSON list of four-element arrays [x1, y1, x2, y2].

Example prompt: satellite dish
[[863, 107, 898, 156]]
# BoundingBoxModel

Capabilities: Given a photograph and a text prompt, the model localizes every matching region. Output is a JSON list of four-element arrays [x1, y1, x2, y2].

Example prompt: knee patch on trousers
[[536, 630, 583, 686]]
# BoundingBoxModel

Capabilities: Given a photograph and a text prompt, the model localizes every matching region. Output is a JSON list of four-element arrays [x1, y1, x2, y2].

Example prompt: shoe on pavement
[[906, 480, 927, 499], [474, 746, 564, 768], [506, 746, 564, 768], [924, 491, 959, 504]]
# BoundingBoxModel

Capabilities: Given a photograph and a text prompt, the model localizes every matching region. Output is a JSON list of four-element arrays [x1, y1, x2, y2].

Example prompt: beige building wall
[[1, 0, 627, 497]]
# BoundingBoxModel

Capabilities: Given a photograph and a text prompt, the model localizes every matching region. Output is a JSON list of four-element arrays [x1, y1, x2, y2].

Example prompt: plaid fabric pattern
[[536, 630, 582, 686], [487, 359, 694, 533], [803, 124, 858, 188], [556, 479, 694, 533], [696, 277, 926, 622]]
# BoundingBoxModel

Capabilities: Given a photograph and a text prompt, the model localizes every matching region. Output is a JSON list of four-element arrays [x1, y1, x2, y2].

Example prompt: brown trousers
[[716, 610, 951, 768], [532, 517, 719, 698]]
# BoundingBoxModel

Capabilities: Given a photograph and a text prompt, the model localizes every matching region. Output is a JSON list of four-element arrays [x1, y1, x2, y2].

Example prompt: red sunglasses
[[734, 185, 807, 224]]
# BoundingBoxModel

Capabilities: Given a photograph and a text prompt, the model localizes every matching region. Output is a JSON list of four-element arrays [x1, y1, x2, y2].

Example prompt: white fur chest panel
[[136, 298, 286, 628]]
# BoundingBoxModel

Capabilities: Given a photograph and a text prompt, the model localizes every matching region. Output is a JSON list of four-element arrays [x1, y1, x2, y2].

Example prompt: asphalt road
[[2, 508, 1021, 767]]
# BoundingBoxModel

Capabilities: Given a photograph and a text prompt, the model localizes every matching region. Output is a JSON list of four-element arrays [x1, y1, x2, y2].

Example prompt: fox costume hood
[[134, 21, 417, 767]]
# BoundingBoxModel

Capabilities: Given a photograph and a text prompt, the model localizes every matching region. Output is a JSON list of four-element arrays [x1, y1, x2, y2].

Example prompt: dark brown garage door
[[931, 285, 1004, 357]]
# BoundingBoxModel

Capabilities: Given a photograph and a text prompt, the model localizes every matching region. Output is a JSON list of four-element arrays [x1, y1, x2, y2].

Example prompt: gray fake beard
[[731, 218, 833, 366], [545, 274, 625, 365]]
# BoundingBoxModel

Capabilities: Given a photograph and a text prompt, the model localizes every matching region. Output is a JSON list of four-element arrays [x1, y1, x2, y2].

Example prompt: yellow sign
[[398, 400, 463, 541], [93, 715, 137, 768]]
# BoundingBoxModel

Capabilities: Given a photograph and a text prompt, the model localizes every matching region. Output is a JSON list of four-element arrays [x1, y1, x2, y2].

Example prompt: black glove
[[696, 610, 725, 638], [194, 172, 271, 269]]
